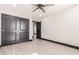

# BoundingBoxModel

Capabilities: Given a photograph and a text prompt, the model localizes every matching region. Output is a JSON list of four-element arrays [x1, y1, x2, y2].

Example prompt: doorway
[[33, 21, 41, 39]]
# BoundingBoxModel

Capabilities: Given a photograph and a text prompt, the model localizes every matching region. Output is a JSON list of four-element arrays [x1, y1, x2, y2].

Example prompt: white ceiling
[[0, 4, 75, 21]]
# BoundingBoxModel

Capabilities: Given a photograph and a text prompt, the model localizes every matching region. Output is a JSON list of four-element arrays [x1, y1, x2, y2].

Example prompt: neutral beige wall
[[0, 6, 33, 45], [41, 5, 79, 46]]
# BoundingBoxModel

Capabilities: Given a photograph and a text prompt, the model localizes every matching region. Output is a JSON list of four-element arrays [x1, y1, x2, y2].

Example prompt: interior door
[[17, 17, 29, 42], [36, 22, 41, 39], [1, 14, 29, 46], [1, 14, 17, 45]]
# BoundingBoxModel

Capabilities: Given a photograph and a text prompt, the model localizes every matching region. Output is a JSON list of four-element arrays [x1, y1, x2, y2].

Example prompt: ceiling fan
[[32, 4, 54, 13]]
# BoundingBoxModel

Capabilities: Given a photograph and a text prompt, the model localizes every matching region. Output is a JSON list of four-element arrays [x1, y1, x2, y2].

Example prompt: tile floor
[[0, 39, 79, 55]]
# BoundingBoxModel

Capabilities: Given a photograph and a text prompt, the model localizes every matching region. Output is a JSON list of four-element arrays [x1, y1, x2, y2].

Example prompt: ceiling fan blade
[[40, 7, 45, 13], [32, 7, 39, 12], [32, 4, 38, 7], [44, 4, 54, 7]]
